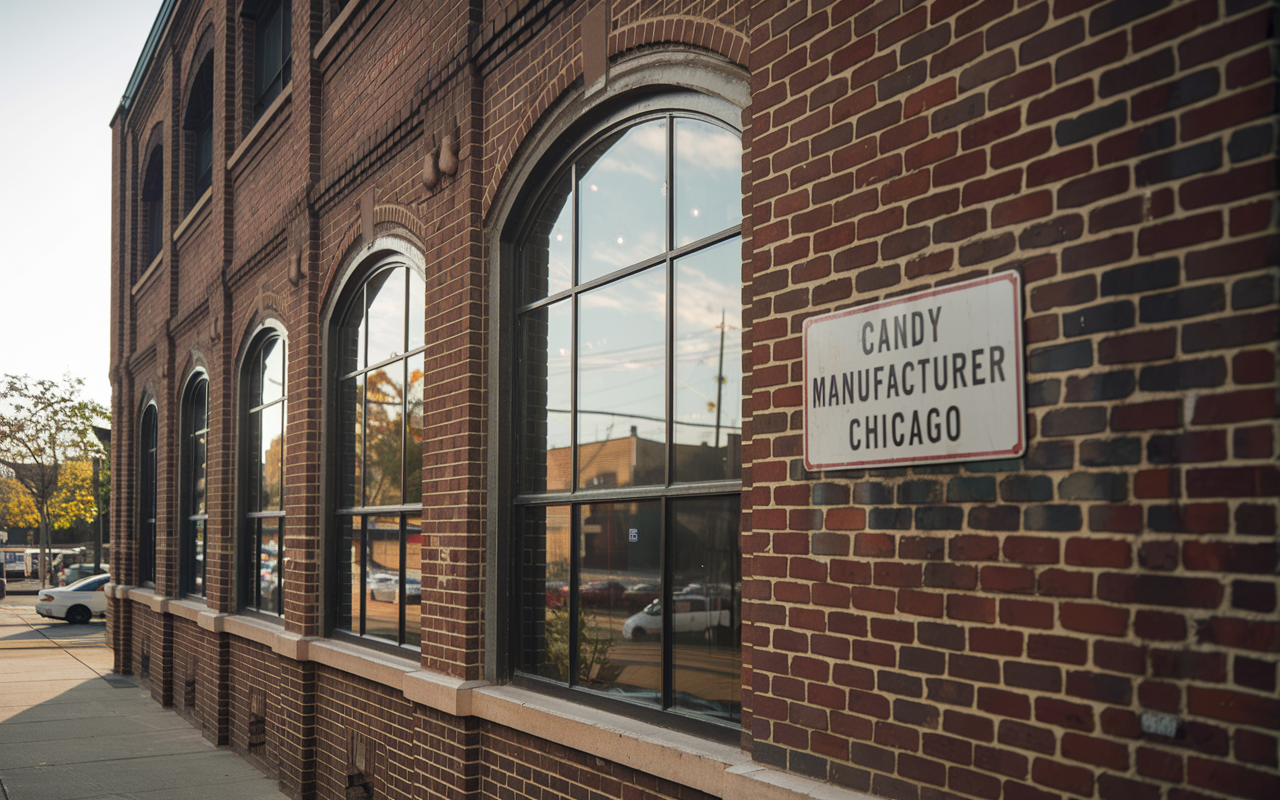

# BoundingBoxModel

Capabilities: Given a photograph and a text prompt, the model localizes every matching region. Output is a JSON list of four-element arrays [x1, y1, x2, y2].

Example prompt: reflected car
[[62, 563, 108, 585], [621, 594, 735, 641], [622, 581, 660, 610], [35, 574, 110, 625], [368, 573, 423, 604], [577, 580, 629, 608]]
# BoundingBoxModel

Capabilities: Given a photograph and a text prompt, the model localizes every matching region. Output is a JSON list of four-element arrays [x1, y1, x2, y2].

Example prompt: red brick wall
[[742, 1, 1278, 797], [108, 1, 1276, 799]]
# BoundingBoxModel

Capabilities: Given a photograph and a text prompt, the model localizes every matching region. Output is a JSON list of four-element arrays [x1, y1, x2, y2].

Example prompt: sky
[[0, 1, 163, 413]]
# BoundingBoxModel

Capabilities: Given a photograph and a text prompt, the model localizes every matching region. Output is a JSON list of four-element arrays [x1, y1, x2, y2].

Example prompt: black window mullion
[[568, 504, 580, 685], [661, 496, 672, 710], [358, 516, 368, 635], [399, 513, 407, 645]]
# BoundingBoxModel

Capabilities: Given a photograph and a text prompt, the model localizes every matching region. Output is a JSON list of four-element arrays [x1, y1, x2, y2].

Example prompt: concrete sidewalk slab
[[0, 605, 286, 800]]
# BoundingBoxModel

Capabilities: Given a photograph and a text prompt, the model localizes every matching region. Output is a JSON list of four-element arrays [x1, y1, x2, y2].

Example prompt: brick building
[[107, 1, 1277, 799]]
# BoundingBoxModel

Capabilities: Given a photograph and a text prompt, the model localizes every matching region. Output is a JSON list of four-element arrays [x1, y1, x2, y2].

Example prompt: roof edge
[[110, 0, 179, 127]]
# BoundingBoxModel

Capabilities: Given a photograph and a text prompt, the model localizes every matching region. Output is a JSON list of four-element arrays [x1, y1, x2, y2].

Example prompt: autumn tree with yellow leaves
[[0, 375, 108, 586]]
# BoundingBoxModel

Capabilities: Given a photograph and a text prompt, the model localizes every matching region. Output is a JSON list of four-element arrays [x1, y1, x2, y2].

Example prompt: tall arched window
[[138, 404, 158, 586], [244, 332, 285, 614], [180, 375, 208, 597], [333, 258, 425, 649], [183, 50, 214, 207], [512, 103, 744, 727], [141, 146, 164, 266]]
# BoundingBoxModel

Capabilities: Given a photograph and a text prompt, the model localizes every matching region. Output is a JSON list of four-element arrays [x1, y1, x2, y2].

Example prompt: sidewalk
[[0, 603, 287, 800]]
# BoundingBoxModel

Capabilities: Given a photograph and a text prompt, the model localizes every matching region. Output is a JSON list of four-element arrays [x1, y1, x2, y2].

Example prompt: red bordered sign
[[802, 272, 1025, 471]]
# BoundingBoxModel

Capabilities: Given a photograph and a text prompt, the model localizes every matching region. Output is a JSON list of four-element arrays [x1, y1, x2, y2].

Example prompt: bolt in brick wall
[[744, 0, 1278, 797]]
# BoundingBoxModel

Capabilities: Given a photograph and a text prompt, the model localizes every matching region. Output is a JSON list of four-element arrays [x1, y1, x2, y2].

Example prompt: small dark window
[[138, 405, 158, 585], [244, 333, 286, 614], [141, 147, 164, 266], [181, 375, 209, 597], [253, 0, 291, 120], [183, 53, 214, 207]]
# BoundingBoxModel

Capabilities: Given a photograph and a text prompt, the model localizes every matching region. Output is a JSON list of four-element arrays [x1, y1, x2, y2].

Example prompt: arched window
[[183, 50, 214, 207], [333, 258, 425, 648], [138, 404, 158, 586], [180, 374, 208, 597], [141, 146, 164, 266], [250, 0, 291, 120], [511, 103, 744, 727], [243, 331, 285, 614]]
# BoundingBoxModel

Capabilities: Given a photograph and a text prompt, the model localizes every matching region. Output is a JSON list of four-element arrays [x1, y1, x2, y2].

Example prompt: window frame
[[141, 145, 164, 266], [324, 248, 427, 656], [250, 0, 292, 121], [498, 90, 746, 739], [179, 371, 209, 598], [137, 402, 158, 587], [182, 49, 215, 209], [240, 327, 287, 616]]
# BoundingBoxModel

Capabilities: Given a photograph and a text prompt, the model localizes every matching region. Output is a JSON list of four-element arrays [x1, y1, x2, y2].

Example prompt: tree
[[0, 375, 108, 586]]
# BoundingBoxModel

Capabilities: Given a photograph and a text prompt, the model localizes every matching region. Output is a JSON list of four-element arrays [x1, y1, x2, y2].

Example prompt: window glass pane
[[261, 336, 285, 405], [405, 354, 424, 505], [191, 380, 208, 434], [365, 267, 406, 366], [261, 6, 281, 93], [192, 431, 207, 515], [259, 518, 281, 614], [404, 515, 422, 648], [520, 299, 571, 494], [364, 515, 400, 643], [247, 409, 262, 512], [260, 401, 284, 512], [577, 266, 665, 489], [673, 237, 743, 483], [339, 290, 365, 375], [336, 517, 360, 632], [339, 377, 363, 509], [192, 519, 206, 597], [364, 366, 403, 507], [577, 119, 666, 284], [578, 501, 661, 703], [671, 495, 741, 723], [519, 505, 571, 682], [674, 118, 741, 247], [523, 172, 573, 303], [407, 268, 425, 352]]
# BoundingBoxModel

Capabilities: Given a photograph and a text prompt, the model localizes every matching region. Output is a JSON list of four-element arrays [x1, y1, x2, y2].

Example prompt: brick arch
[[319, 203, 430, 314], [483, 25, 749, 220], [609, 16, 749, 69]]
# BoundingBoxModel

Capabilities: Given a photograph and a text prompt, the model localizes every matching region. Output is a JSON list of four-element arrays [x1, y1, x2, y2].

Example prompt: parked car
[[576, 580, 629, 608], [62, 563, 108, 585], [621, 594, 734, 641], [0, 575, 6, 601], [35, 574, 110, 624]]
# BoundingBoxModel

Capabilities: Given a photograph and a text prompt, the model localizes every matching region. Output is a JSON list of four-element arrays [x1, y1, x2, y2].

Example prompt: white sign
[[803, 273, 1024, 470]]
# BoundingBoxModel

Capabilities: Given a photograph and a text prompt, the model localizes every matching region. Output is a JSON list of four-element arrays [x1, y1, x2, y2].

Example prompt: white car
[[35, 574, 110, 624], [621, 595, 734, 641]]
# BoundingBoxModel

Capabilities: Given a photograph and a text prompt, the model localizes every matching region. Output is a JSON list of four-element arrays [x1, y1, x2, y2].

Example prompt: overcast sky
[[0, 1, 162, 413]]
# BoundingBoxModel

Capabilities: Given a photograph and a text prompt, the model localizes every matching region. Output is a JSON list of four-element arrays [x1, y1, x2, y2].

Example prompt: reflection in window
[[138, 405, 157, 585], [253, 0, 291, 120], [245, 333, 285, 613], [181, 375, 208, 597], [515, 111, 743, 726], [335, 262, 425, 648]]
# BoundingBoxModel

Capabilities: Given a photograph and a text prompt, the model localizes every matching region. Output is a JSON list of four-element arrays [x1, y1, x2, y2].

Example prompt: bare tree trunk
[[38, 505, 50, 588]]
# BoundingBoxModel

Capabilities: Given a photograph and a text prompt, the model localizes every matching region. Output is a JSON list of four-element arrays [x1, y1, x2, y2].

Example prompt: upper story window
[[512, 106, 744, 728], [333, 259, 426, 649], [244, 331, 285, 614], [141, 146, 164, 266], [138, 404, 158, 586], [180, 374, 208, 597], [252, 0, 291, 120], [183, 51, 214, 207]]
